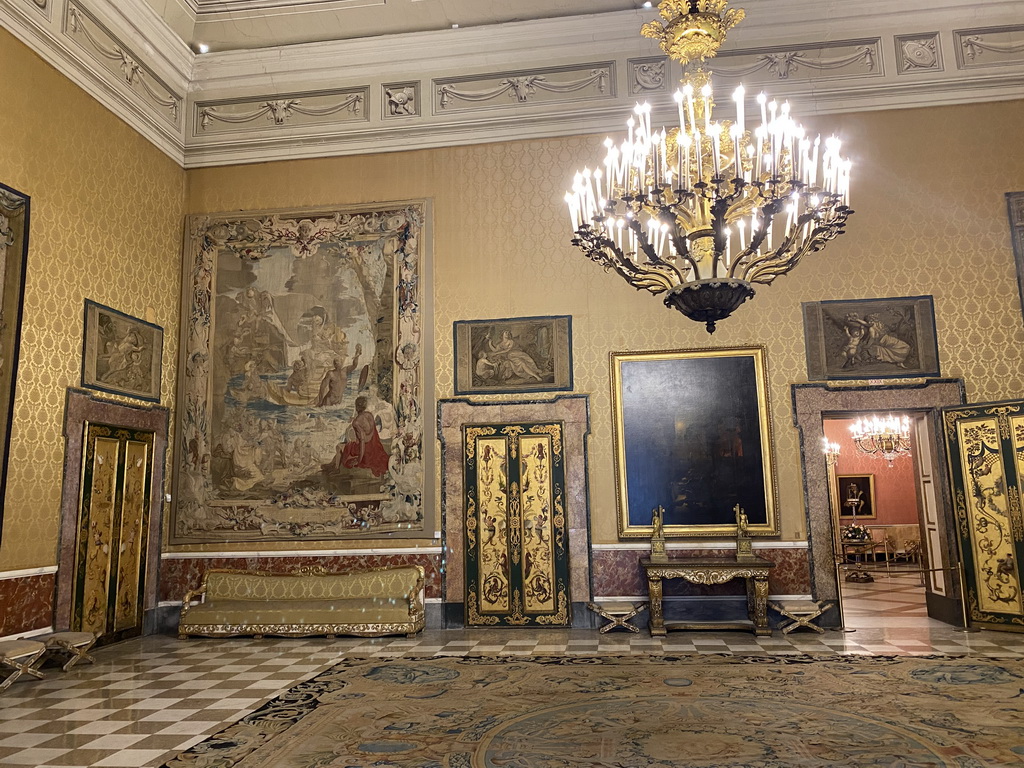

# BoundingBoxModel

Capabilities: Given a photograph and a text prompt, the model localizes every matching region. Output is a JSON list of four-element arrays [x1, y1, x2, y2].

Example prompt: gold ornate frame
[[836, 473, 876, 519], [611, 346, 779, 538]]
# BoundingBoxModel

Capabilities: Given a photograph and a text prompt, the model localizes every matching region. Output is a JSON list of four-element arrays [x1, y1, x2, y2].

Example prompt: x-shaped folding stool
[[43, 631, 97, 672], [0, 639, 46, 692], [770, 600, 834, 634], [587, 601, 648, 633]]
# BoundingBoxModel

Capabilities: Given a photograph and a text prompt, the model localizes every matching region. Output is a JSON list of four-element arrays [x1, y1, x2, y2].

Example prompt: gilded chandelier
[[850, 414, 911, 467], [566, 0, 854, 332]]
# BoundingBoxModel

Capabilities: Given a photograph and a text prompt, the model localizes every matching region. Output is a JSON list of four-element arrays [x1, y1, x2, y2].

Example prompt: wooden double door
[[464, 421, 571, 627], [72, 423, 156, 644]]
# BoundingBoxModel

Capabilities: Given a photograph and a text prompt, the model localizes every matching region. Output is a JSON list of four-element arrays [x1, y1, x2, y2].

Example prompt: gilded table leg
[[752, 574, 771, 636], [647, 576, 666, 636]]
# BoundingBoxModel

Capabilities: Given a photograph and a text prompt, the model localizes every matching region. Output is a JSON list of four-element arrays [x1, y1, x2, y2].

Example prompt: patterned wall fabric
[[3, 21, 1024, 570], [186, 99, 1024, 547], [0, 29, 184, 570]]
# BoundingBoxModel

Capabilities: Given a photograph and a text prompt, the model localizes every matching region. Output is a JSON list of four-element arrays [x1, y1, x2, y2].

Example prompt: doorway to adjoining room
[[823, 413, 929, 628]]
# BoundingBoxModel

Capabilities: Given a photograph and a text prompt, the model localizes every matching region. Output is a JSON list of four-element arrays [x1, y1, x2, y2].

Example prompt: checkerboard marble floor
[[2, 575, 1022, 768]]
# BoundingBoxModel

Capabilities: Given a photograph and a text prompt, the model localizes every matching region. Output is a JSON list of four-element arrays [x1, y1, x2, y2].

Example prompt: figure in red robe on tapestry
[[322, 396, 390, 478]]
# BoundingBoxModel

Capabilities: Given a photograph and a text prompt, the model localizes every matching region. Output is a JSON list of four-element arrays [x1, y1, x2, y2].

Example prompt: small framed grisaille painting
[[802, 295, 939, 381], [82, 300, 164, 402], [610, 346, 779, 538], [454, 315, 572, 395]]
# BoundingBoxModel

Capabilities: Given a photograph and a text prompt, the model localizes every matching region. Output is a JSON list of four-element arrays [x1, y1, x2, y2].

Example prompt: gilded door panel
[[943, 404, 1024, 631], [73, 423, 155, 643], [476, 435, 510, 613], [465, 422, 570, 627], [520, 435, 555, 613], [75, 435, 121, 635], [113, 439, 151, 633]]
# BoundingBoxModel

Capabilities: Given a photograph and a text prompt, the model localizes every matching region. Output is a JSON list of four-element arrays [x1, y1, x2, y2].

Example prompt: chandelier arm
[[632, 218, 689, 283], [742, 209, 849, 284], [669, 230, 702, 279], [725, 196, 780, 279], [572, 227, 678, 294]]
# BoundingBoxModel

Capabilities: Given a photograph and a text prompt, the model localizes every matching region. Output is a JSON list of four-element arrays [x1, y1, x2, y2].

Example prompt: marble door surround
[[791, 379, 965, 623], [437, 395, 591, 627], [55, 388, 169, 633]]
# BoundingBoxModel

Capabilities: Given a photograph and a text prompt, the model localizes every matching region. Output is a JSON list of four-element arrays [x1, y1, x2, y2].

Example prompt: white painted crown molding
[[3, 0, 1024, 168], [0, 0, 192, 163]]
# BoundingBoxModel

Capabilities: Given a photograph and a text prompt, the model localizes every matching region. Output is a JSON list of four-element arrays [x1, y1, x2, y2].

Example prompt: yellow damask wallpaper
[[0, 30, 184, 569], [186, 98, 1024, 545]]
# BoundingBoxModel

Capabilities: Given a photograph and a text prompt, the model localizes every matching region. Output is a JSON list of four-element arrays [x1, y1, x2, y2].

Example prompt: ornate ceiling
[[140, 0, 647, 52], [2, 0, 1024, 168]]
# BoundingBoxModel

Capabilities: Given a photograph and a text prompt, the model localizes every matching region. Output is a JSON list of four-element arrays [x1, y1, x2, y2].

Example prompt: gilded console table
[[640, 556, 775, 636]]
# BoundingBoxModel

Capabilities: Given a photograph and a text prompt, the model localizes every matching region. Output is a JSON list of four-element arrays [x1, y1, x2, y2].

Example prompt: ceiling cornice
[[3, 0, 1024, 169]]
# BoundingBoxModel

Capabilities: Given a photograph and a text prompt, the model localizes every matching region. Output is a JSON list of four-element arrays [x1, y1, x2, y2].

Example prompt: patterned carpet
[[163, 654, 1024, 767]]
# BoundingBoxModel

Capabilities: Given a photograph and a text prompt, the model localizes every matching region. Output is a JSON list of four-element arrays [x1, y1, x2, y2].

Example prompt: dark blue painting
[[611, 348, 778, 537]]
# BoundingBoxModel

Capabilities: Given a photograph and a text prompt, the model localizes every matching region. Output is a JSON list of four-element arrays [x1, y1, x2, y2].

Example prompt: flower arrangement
[[842, 523, 871, 541]]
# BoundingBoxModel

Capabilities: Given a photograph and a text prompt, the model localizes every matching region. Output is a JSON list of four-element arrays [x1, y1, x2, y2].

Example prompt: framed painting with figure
[[836, 474, 876, 520], [82, 300, 164, 402], [0, 182, 30, 546], [802, 296, 939, 381], [172, 202, 432, 544], [610, 347, 778, 538], [454, 315, 572, 395]]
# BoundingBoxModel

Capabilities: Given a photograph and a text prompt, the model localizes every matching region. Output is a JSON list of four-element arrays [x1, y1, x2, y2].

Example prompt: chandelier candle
[[566, 0, 854, 332]]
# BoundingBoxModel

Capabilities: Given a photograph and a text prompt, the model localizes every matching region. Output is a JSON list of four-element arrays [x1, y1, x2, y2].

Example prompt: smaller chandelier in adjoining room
[[850, 414, 911, 467], [565, 0, 854, 333]]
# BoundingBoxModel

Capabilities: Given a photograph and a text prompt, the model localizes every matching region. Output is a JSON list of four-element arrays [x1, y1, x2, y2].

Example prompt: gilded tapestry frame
[[802, 295, 940, 381], [171, 201, 432, 543], [611, 347, 779, 538], [81, 300, 164, 402], [0, 182, 30, 546], [453, 315, 572, 395], [835, 473, 876, 520]]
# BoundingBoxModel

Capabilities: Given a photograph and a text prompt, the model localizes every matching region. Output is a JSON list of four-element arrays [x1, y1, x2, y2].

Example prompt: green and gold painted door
[[943, 402, 1024, 632], [464, 422, 571, 627], [73, 423, 155, 644]]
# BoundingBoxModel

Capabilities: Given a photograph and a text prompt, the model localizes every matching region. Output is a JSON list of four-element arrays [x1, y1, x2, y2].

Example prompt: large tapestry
[[0, 182, 29, 546], [172, 202, 429, 543]]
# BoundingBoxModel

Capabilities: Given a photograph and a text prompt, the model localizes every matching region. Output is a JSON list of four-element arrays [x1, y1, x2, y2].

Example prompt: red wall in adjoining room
[[824, 417, 919, 526]]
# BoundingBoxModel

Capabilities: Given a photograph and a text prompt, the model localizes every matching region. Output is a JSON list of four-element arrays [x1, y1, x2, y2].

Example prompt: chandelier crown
[[641, 0, 745, 64], [566, 0, 854, 332]]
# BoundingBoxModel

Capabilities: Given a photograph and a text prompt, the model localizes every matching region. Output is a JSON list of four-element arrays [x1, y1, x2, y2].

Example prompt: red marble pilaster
[[591, 547, 811, 597], [0, 573, 54, 636]]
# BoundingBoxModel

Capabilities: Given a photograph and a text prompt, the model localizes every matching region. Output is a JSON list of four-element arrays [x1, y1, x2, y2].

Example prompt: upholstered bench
[[179, 565, 425, 639]]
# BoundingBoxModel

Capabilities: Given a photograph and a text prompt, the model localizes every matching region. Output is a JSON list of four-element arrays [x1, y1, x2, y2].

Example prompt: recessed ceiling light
[[451, 23, 459, 29], [642, 2, 653, 8], [197, 43, 209, 53]]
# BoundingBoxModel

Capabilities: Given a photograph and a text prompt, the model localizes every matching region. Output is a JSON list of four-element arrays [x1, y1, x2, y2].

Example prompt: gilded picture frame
[[836, 473, 876, 520], [81, 300, 164, 403], [610, 347, 779, 538], [453, 315, 572, 395], [802, 295, 939, 381], [0, 182, 30, 546]]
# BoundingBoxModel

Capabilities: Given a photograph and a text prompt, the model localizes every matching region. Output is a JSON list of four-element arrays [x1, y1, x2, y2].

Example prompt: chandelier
[[565, 0, 854, 333], [850, 414, 911, 467]]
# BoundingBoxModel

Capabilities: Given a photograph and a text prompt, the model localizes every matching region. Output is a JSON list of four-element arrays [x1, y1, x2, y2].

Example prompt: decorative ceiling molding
[[3, 0, 1024, 169]]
